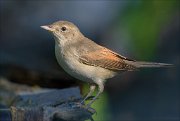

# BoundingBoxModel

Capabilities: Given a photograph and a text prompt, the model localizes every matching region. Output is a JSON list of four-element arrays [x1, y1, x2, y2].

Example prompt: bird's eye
[[61, 27, 67, 32]]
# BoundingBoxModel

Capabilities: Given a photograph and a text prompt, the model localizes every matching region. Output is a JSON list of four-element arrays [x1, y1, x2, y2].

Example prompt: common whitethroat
[[41, 21, 172, 106]]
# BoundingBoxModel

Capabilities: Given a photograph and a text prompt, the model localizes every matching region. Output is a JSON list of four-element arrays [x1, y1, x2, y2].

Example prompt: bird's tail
[[126, 61, 173, 68]]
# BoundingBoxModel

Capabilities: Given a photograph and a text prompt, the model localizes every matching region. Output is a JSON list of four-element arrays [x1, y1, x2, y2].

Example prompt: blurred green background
[[0, 0, 179, 121]]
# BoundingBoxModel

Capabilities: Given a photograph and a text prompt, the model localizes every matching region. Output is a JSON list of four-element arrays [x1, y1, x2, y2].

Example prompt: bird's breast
[[55, 44, 90, 81]]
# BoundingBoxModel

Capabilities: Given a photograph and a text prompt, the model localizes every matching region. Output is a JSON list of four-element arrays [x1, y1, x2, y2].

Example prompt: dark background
[[0, 1, 179, 121]]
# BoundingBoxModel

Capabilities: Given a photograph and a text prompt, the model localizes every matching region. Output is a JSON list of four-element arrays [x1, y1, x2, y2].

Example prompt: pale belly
[[55, 45, 116, 83]]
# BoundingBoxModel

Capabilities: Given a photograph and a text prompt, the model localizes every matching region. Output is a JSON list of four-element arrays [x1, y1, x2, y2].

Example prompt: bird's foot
[[73, 102, 96, 114]]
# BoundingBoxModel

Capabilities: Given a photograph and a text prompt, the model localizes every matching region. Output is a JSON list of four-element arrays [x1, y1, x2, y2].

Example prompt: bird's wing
[[79, 45, 136, 71]]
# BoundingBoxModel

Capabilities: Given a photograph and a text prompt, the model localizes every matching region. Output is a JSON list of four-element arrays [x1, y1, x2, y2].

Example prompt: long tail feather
[[126, 61, 173, 68]]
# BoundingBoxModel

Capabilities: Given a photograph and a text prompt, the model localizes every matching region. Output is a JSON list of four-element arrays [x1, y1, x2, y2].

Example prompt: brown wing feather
[[79, 47, 136, 71]]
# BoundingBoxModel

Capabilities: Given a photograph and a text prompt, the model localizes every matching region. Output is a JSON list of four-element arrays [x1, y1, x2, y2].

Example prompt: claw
[[73, 102, 96, 114], [84, 105, 97, 114], [86, 96, 95, 100]]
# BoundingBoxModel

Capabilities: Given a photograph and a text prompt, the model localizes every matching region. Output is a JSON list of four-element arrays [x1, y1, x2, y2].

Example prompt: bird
[[41, 20, 172, 106]]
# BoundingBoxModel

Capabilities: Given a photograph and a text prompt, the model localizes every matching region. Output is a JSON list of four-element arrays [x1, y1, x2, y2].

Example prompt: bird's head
[[41, 21, 83, 45]]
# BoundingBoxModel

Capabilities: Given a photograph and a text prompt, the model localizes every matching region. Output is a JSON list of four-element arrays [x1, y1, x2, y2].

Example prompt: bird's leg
[[87, 81, 104, 107], [81, 84, 96, 104]]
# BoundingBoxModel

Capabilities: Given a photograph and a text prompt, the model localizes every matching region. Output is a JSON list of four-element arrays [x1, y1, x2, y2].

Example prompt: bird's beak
[[41, 25, 54, 32]]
